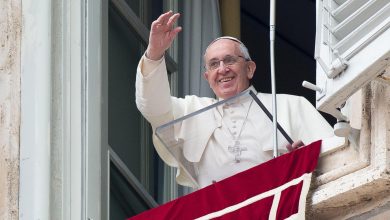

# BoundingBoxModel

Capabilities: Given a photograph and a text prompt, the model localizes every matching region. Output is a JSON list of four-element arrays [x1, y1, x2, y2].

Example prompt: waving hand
[[146, 11, 182, 60]]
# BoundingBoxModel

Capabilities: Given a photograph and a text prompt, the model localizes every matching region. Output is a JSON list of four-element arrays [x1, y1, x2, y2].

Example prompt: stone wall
[[0, 0, 21, 219]]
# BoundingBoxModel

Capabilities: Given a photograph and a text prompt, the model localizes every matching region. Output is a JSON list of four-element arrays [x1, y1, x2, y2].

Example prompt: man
[[136, 11, 333, 189]]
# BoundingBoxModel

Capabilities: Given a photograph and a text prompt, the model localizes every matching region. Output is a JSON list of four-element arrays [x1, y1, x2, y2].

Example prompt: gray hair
[[204, 36, 252, 61]]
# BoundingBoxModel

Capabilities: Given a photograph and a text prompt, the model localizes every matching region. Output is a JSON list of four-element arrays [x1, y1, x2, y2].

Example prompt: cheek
[[207, 72, 217, 83], [238, 69, 249, 81]]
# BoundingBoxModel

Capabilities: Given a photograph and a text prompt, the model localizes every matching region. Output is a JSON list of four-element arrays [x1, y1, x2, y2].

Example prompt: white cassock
[[136, 55, 334, 189]]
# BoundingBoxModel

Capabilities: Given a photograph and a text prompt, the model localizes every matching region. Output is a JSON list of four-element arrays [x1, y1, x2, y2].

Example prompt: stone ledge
[[308, 166, 390, 219]]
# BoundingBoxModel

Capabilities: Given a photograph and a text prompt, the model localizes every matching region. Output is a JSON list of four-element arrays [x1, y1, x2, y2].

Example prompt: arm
[[136, 11, 182, 127], [281, 95, 333, 151], [135, 11, 187, 172], [136, 12, 214, 188], [135, 55, 173, 127]]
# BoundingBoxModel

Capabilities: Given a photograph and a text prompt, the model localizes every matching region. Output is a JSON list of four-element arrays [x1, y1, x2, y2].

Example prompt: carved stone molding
[[308, 81, 390, 219]]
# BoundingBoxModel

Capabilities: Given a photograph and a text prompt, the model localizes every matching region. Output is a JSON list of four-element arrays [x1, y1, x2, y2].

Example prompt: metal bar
[[110, 0, 178, 73], [270, 0, 278, 157], [109, 147, 159, 209], [155, 90, 251, 132], [249, 91, 294, 145]]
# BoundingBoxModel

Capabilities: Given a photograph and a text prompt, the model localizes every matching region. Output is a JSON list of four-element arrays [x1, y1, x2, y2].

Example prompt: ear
[[203, 71, 209, 81], [246, 61, 256, 79]]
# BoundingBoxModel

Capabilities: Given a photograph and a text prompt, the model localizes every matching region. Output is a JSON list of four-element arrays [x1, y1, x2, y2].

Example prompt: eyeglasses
[[206, 55, 248, 71]]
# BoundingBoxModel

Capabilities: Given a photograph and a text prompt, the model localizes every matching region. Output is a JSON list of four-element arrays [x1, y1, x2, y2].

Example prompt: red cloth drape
[[129, 140, 321, 220]]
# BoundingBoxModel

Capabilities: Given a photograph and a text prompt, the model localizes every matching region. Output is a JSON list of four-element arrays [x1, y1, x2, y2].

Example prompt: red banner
[[129, 140, 321, 220]]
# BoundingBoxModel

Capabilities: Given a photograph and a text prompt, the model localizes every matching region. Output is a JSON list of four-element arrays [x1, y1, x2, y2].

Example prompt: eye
[[224, 56, 237, 65], [208, 61, 219, 70]]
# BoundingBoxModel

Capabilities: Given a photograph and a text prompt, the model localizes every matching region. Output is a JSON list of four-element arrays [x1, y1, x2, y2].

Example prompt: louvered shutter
[[314, 0, 390, 119]]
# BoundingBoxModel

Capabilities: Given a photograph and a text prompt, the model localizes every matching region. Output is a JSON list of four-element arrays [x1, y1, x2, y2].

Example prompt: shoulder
[[257, 93, 314, 111]]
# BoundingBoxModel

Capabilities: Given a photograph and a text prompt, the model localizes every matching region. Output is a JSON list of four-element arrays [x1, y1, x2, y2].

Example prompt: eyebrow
[[208, 55, 237, 61], [208, 58, 219, 62]]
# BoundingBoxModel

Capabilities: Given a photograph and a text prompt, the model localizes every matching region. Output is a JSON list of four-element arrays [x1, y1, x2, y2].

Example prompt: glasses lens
[[208, 61, 219, 70], [224, 55, 237, 65], [207, 55, 243, 71]]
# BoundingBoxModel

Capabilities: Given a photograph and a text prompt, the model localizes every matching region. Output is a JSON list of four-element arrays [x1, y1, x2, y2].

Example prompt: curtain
[[181, 0, 222, 98]]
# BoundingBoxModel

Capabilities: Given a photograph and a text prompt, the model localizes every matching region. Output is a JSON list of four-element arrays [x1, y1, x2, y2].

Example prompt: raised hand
[[146, 11, 182, 60]]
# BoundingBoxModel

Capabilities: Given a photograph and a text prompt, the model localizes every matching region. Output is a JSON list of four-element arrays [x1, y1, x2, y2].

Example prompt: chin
[[214, 85, 241, 98], [219, 90, 238, 99]]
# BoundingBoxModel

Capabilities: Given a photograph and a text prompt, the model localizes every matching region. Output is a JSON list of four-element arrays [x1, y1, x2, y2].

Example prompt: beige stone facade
[[0, 0, 21, 219], [0, 0, 389, 219]]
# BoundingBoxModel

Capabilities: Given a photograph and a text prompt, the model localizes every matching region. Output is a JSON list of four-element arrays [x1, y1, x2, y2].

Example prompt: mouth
[[218, 77, 234, 83]]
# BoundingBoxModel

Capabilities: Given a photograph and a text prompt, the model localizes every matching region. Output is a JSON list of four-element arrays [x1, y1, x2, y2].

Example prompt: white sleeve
[[135, 55, 173, 127], [279, 95, 334, 144]]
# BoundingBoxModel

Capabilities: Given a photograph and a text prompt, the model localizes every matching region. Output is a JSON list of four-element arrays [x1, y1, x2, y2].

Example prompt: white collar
[[215, 85, 258, 118], [217, 85, 257, 102]]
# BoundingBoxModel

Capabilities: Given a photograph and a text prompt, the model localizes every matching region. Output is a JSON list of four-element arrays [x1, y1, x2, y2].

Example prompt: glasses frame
[[205, 55, 249, 71]]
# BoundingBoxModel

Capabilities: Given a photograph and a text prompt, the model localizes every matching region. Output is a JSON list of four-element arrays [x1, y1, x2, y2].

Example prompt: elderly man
[[136, 11, 333, 189]]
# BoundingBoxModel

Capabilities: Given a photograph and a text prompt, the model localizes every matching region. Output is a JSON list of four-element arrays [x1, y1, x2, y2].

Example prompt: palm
[[147, 11, 181, 60], [150, 23, 172, 50]]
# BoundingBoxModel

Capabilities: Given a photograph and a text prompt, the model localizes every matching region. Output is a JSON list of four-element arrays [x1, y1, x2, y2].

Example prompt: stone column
[[0, 0, 21, 219]]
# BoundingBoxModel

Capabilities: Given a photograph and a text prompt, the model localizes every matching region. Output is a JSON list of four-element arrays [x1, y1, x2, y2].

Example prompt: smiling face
[[203, 39, 256, 99]]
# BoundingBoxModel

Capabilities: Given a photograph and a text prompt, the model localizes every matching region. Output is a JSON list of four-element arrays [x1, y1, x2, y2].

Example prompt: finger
[[151, 11, 172, 30], [168, 26, 182, 40], [156, 11, 172, 22], [166, 13, 180, 29], [158, 11, 174, 26]]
